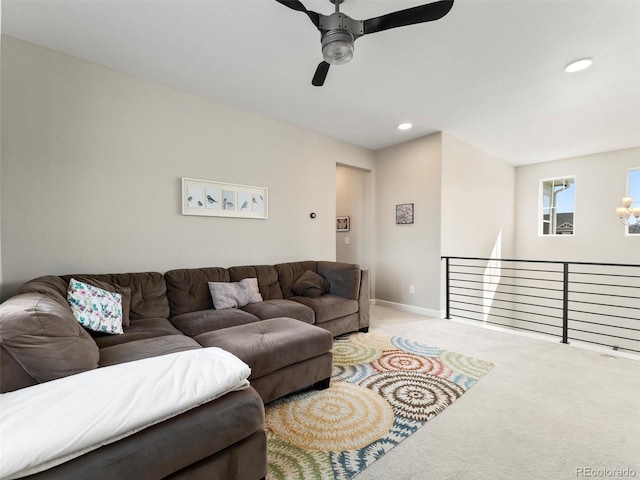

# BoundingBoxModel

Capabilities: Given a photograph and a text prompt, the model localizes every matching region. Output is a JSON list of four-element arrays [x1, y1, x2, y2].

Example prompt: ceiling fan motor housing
[[319, 12, 364, 36]]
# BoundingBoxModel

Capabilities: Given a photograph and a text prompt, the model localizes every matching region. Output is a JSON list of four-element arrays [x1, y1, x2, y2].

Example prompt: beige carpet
[[355, 305, 640, 480]]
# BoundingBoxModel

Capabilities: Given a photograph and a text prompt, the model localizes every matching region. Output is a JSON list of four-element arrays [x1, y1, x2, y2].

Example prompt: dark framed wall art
[[396, 203, 414, 224], [336, 216, 350, 231]]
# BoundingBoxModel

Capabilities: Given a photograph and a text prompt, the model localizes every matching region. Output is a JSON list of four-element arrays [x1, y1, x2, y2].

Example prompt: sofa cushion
[[208, 278, 263, 310], [92, 318, 185, 349], [275, 261, 318, 299], [318, 261, 361, 300], [170, 309, 260, 337], [98, 335, 201, 367], [67, 278, 124, 335], [290, 294, 359, 324], [61, 272, 169, 320], [0, 293, 99, 387], [164, 267, 230, 316], [194, 317, 333, 379], [291, 270, 329, 298], [17, 276, 70, 309], [228, 265, 283, 300], [240, 299, 315, 324]]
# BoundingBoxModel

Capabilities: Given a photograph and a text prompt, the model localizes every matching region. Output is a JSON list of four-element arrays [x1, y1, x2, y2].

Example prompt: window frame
[[538, 175, 576, 237]]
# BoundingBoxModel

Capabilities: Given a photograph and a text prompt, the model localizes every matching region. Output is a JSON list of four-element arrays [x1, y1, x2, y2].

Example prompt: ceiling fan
[[274, 0, 454, 86]]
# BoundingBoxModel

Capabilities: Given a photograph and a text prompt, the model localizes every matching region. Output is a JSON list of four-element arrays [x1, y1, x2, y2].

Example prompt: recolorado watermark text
[[576, 467, 637, 478]]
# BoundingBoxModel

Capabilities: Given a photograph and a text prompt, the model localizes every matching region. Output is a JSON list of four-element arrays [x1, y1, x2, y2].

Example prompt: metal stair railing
[[441, 256, 640, 354]]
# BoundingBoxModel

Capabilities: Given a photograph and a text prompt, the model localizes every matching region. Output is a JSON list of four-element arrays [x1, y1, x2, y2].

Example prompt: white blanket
[[0, 347, 251, 480]]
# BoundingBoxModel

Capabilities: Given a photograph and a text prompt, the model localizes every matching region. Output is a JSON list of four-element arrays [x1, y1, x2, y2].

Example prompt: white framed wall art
[[182, 177, 268, 219]]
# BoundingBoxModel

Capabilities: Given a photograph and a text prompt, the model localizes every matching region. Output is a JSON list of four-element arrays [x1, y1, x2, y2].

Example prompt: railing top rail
[[441, 256, 640, 269]]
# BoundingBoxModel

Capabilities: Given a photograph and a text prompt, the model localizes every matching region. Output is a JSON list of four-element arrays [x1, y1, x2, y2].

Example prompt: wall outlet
[[409, 285, 415, 294], [344, 237, 351, 245]]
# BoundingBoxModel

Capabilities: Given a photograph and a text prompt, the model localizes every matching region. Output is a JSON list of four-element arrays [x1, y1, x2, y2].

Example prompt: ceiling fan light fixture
[[321, 30, 354, 65], [564, 58, 593, 73]]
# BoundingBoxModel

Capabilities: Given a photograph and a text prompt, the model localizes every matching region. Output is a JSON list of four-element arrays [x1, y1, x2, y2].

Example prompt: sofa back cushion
[[18, 275, 134, 326], [18, 275, 70, 308], [228, 265, 283, 300], [318, 261, 361, 300], [61, 272, 168, 320], [165, 267, 230, 316], [276, 261, 319, 299], [0, 293, 99, 393]]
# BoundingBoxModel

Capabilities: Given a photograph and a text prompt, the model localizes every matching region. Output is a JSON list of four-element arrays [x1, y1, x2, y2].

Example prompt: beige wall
[[441, 133, 516, 259], [514, 147, 640, 264], [3, 35, 635, 309], [373, 132, 515, 314], [374, 133, 442, 312], [335, 164, 372, 270], [0, 36, 374, 298]]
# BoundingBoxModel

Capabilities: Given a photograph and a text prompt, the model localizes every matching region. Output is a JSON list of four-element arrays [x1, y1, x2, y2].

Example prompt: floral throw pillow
[[67, 278, 124, 335]]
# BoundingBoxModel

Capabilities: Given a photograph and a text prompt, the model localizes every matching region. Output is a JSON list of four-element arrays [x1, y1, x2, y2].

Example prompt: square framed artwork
[[396, 203, 414, 224], [182, 178, 268, 219], [336, 216, 350, 232]]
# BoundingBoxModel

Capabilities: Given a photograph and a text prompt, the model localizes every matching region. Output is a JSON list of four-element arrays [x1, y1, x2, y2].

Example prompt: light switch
[[344, 237, 351, 245]]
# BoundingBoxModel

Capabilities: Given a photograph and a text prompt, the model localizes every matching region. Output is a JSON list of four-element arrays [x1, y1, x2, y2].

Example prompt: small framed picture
[[396, 203, 414, 224], [336, 216, 350, 231]]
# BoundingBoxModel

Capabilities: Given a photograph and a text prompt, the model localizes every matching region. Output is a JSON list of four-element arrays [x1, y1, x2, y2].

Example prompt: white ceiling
[[2, 0, 639, 166]]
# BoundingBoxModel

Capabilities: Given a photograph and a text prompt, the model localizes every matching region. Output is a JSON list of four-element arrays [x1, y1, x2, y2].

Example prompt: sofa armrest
[[317, 262, 361, 300], [358, 270, 370, 329], [0, 348, 251, 480], [0, 292, 99, 393]]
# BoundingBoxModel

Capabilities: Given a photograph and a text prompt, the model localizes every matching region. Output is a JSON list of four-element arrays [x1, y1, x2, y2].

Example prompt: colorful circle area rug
[[265, 330, 494, 479]]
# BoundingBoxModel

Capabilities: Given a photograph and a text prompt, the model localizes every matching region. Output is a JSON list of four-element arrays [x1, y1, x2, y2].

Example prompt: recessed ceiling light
[[565, 58, 593, 73], [397, 123, 413, 130]]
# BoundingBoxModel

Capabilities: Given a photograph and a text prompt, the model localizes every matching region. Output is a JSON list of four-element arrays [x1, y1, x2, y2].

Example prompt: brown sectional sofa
[[0, 260, 369, 479]]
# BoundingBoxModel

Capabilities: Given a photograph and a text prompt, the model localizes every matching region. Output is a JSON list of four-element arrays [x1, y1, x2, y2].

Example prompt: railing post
[[561, 262, 569, 344], [445, 257, 451, 319]]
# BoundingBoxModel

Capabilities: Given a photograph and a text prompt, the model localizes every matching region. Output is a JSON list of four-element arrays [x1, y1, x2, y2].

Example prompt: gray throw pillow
[[208, 278, 263, 309], [291, 270, 330, 298]]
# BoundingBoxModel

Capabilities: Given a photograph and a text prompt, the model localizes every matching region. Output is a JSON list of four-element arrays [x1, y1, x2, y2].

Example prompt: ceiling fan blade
[[312, 61, 330, 87], [363, 0, 454, 35], [274, 0, 320, 29]]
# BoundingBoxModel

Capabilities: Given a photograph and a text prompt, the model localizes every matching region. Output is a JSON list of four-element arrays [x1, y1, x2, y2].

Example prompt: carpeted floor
[[356, 305, 640, 480], [265, 330, 494, 479]]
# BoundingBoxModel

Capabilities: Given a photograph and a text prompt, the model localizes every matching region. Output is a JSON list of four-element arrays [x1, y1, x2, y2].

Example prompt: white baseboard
[[371, 299, 442, 319]]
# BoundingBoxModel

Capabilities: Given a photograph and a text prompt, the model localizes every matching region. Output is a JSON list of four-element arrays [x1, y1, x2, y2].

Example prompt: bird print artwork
[[187, 186, 203, 208], [237, 192, 251, 212], [205, 189, 220, 210], [185, 182, 266, 217], [251, 193, 265, 214], [222, 190, 236, 210]]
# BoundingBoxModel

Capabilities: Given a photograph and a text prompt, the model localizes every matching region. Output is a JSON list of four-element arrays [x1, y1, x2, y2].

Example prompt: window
[[540, 176, 575, 236], [628, 168, 640, 235]]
